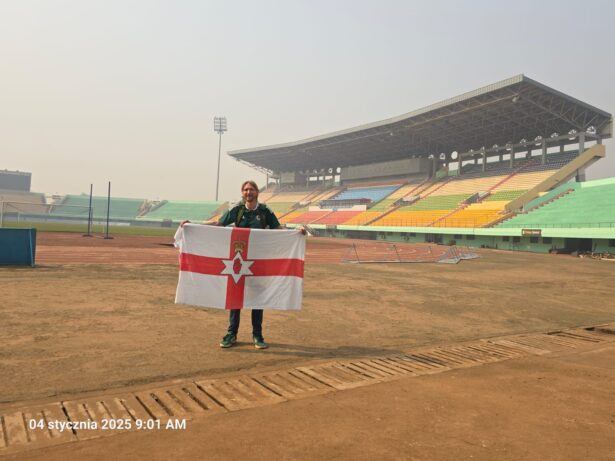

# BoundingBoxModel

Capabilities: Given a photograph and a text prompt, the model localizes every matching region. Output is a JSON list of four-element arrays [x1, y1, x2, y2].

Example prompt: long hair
[[240, 180, 259, 204], [241, 180, 259, 193]]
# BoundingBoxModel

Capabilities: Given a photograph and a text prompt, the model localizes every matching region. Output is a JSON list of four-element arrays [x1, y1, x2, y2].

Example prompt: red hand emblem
[[233, 258, 242, 274]]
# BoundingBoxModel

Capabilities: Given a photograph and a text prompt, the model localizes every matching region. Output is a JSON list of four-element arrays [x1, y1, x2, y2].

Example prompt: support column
[[576, 132, 586, 182], [509, 147, 515, 168], [560, 143, 565, 153], [526, 147, 531, 159], [541, 139, 547, 165], [482, 150, 486, 172]]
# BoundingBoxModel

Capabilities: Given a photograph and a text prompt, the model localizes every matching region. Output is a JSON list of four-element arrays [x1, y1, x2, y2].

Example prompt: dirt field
[[2, 233, 615, 404], [11, 343, 615, 461], [2, 232, 615, 459]]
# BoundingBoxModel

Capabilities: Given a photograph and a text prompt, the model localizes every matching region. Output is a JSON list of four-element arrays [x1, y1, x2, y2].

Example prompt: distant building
[[0, 170, 32, 192]]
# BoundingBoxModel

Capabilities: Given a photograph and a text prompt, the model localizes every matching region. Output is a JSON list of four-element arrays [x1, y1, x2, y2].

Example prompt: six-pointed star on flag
[[221, 252, 254, 283]]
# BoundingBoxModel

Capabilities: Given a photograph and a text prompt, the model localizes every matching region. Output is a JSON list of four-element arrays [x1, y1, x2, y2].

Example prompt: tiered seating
[[342, 211, 382, 225], [404, 178, 449, 197], [485, 190, 526, 201], [367, 150, 582, 228], [431, 175, 507, 196], [434, 155, 579, 227], [0, 190, 46, 214], [369, 199, 396, 211], [491, 170, 554, 192], [433, 201, 508, 228], [285, 210, 331, 224], [312, 211, 363, 225], [401, 194, 471, 211], [0, 190, 45, 202], [331, 185, 399, 202], [533, 150, 579, 170], [372, 194, 471, 227], [340, 178, 426, 224], [264, 187, 322, 216], [374, 209, 450, 227], [257, 186, 278, 202], [51, 195, 145, 220], [310, 187, 342, 203], [279, 210, 306, 224], [140, 201, 222, 222], [268, 192, 311, 203], [367, 178, 425, 210], [266, 202, 296, 215], [498, 178, 615, 228], [460, 160, 525, 178], [522, 182, 577, 211], [389, 178, 427, 199], [462, 150, 579, 176]]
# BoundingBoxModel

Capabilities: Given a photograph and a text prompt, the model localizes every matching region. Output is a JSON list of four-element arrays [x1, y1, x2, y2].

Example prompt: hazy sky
[[2, 0, 614, 202]]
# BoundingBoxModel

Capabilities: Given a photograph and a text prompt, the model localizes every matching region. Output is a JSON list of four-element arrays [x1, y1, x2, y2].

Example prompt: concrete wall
[[594, 239, 615, 253], [341, 158, 430, 181]]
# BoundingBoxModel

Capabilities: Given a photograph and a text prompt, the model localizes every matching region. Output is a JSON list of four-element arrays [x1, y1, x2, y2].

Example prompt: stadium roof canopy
[[229, 75, 612, 173]]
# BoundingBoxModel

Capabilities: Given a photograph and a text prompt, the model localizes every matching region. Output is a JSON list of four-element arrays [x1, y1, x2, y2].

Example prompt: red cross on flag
[[174, 224, 305, 310]]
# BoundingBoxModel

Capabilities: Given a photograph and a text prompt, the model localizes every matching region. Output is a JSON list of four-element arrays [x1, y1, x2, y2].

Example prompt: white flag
[[174, 224, 305, 310]]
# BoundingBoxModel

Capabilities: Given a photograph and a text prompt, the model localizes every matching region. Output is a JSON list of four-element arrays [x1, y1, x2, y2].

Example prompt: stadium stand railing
[[328, 184, 401, 203]]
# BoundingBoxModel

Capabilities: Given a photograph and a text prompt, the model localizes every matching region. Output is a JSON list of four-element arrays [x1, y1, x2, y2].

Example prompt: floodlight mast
[[213, 116, 227, 201]]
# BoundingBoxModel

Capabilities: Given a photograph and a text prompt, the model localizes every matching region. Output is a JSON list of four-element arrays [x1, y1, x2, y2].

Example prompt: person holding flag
[[216, 180, 281, 349], [180, 180, 305, 350]]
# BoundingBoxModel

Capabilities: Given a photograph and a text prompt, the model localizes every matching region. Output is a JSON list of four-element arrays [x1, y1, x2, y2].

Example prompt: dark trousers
[[228, 309, 263, 337]]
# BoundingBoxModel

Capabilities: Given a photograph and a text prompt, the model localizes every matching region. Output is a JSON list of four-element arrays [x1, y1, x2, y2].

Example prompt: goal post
[[0, 201, 93, 233]]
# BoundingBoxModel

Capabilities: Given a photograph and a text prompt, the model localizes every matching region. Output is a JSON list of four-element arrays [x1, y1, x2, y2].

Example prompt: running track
[[34, 233, 451, 265]]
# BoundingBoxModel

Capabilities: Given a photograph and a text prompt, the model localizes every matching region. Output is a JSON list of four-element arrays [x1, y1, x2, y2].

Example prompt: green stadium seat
[[140, 201, 223, 222], [498, 178, 615, 228]]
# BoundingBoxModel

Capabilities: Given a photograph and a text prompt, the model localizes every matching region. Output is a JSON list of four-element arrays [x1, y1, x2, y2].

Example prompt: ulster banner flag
[[174, 224, 305, 310]]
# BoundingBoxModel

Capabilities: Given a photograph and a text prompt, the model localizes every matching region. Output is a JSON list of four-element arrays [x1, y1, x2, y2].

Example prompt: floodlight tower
[[213, 116, 227, 201]]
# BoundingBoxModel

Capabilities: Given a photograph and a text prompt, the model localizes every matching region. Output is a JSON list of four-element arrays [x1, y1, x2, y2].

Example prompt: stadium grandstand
[[137, 200, 227, 223], [0, 185, 224, 227], [229, 74, 614, 254], [50, 195, 146, 221], [0, 170, 49, 222]]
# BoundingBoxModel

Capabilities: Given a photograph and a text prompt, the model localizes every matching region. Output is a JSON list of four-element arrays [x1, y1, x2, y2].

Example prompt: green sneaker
[[253, 335, 268, 350], [220, 333, 237, 348]]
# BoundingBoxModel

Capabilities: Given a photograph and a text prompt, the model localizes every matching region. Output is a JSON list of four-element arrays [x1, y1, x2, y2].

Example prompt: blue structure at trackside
[[0, 228, 36, 266]]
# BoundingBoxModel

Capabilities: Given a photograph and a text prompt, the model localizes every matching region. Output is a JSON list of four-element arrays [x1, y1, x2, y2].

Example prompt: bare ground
[[10, 343, 615, 461], [2, 235, 615, 404]]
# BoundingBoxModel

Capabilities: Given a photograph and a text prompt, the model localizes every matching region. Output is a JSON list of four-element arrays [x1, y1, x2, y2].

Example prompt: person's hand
[[180, 220, 191, 227]]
